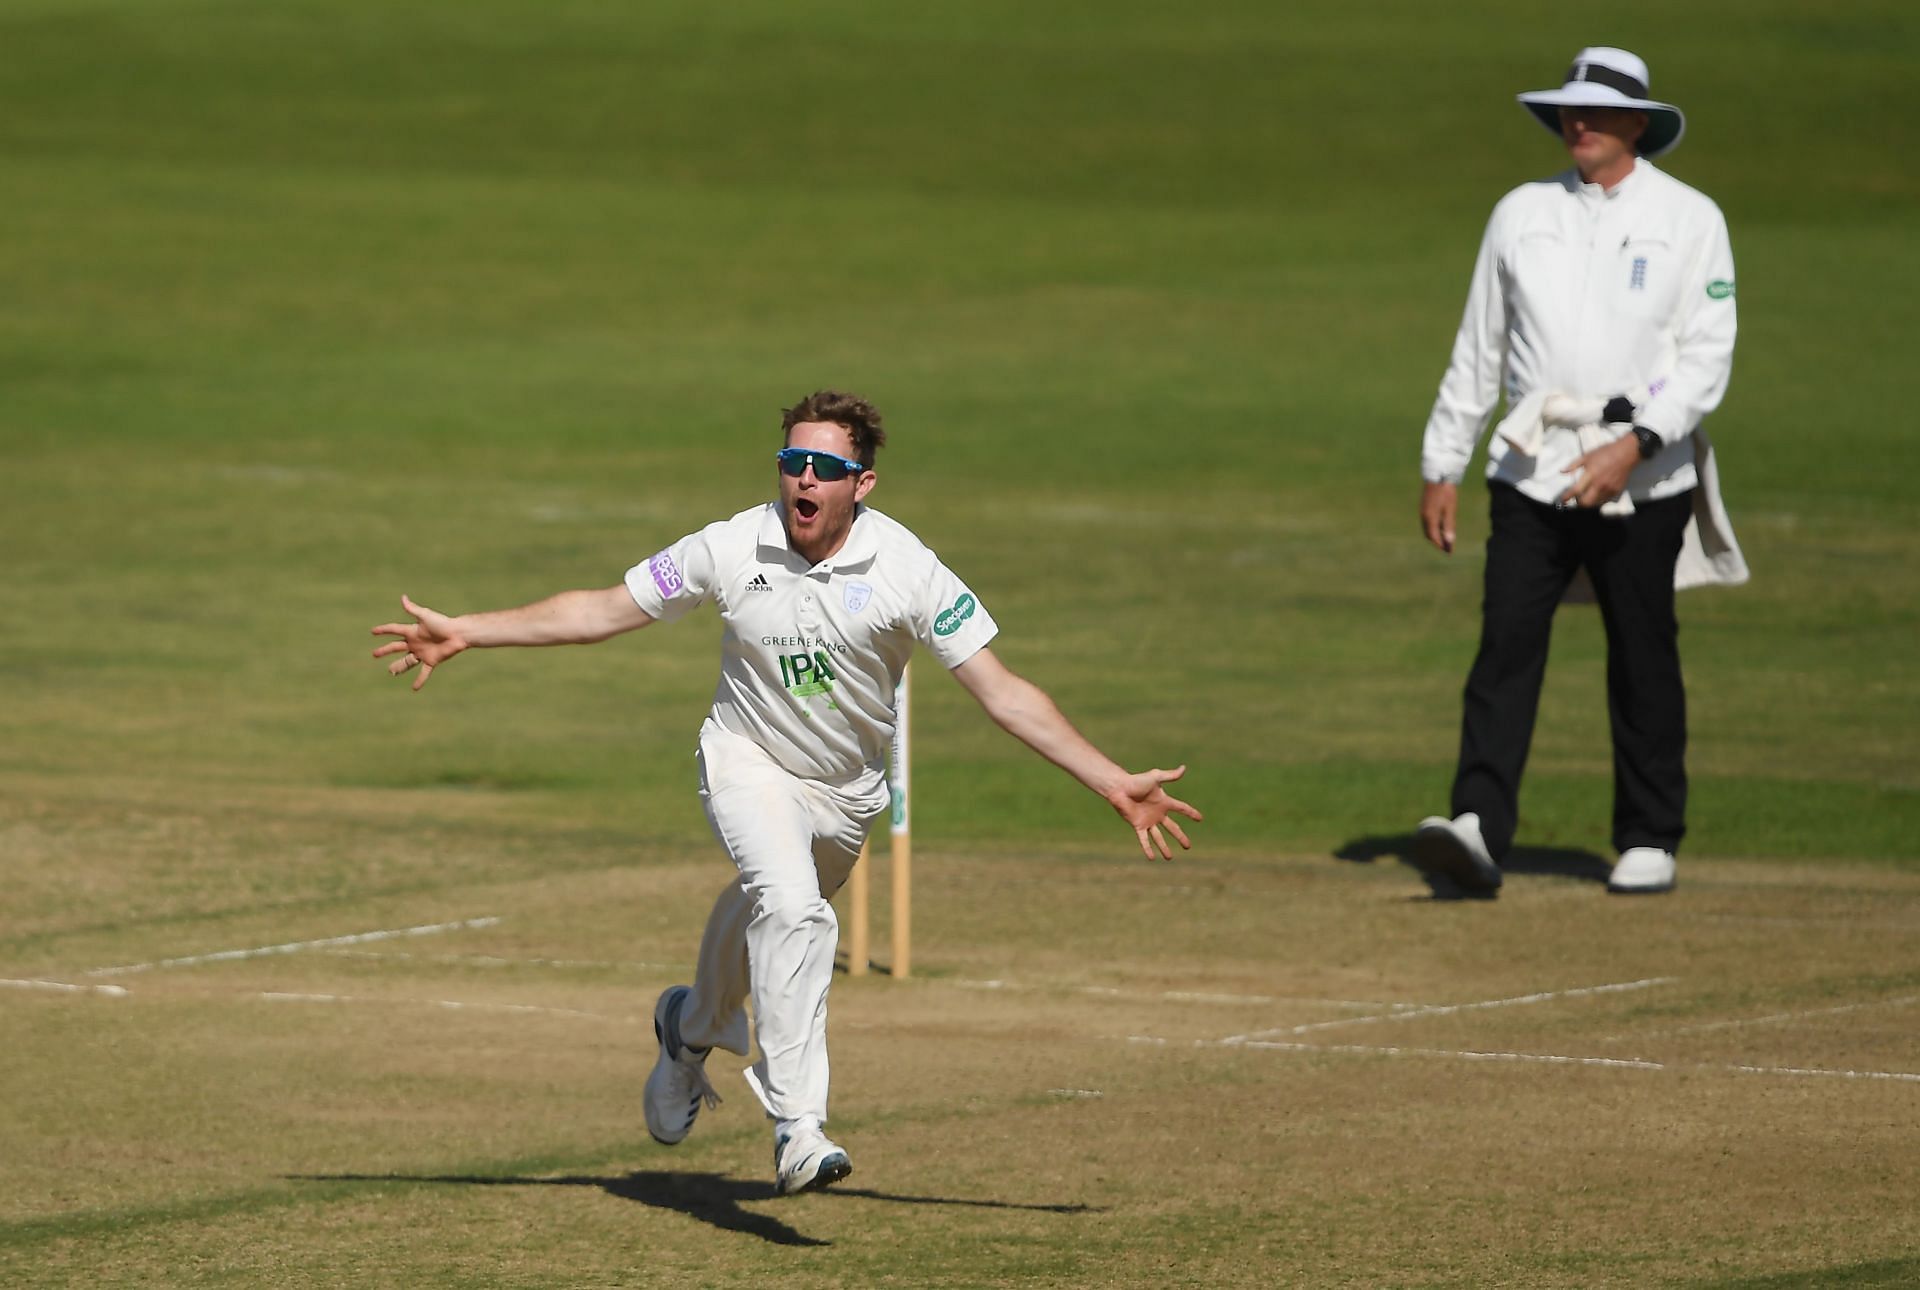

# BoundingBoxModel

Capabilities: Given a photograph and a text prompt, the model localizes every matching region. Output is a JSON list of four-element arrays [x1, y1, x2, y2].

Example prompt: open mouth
[[795, 498, 820, 521]]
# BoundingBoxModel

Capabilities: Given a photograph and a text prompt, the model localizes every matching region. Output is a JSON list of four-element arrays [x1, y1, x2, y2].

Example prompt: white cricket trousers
[[675, 719, 888, 1126]]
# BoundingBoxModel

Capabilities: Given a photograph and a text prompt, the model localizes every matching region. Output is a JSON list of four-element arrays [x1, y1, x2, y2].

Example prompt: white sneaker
[[774, 1122, 852, 1196], [1411, 812, 1503, 893], [1608, 847, 1676, 894], [644, 986, 720, 1146]]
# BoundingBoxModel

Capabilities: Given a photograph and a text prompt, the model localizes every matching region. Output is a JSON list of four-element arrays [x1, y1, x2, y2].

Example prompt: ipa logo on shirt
[[779, 650, 838, 698], [934, 593, 976, 637], [1707, 279, 1735, 299]]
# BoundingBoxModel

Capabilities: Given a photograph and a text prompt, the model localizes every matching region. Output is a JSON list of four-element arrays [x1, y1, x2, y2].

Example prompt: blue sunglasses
[[776, 447, 866, 481]]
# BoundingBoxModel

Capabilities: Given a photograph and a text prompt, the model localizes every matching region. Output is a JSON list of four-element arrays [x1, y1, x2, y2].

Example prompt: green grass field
[[3, 1, 1918, 1284]]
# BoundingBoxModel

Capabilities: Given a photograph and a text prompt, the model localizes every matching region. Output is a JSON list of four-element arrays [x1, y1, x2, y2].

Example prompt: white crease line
[[319, 950, 686, 972], [1622, 993, 1920, 1040], [84, 917, 502, 977], [1222, 977, 1676, 1044], [2, 978, 129, 997], [1722, 1063, 1920, 1083], [1127, 1035, 1920, 1083], [953, 977, 1410, 1010], [257, 991, 623, 1023], [1242, 1038, 1664, 1071]]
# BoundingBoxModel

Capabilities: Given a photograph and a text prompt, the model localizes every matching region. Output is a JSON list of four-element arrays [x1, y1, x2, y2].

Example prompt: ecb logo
[[844, 581, 873, 614], [1630, 257, 1647, 290]]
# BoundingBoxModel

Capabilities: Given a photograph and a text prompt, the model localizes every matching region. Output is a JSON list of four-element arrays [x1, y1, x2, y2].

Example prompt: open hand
[[1105, 765, 1203, 861], [370, 595, 467, 691]]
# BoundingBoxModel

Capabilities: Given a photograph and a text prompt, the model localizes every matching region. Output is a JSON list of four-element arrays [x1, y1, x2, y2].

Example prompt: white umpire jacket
[[1420, 159, 1737, 508]]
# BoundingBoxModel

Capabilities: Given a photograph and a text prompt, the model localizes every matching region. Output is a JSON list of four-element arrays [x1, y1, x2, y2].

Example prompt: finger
[[1134, 828, 1154, 862], [1164, 818, 1193, 850], [1164, 795, 1204, 822], [371, 625, 409, 641], [387, 653, 419, 677], [1152, 764, 1187, 785], [1151, 826, 1174, 861], [411, 662, 433, 692], [372, 639, 411, 658]]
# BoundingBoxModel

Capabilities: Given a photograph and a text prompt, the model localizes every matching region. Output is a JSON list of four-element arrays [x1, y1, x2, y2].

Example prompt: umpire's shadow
[[294, 1170, 1097, 1248], [1336, 833, 1611, 899]]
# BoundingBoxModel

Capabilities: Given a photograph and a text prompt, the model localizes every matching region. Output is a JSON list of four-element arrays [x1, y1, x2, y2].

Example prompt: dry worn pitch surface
[[4, 814, 1917, 1286]]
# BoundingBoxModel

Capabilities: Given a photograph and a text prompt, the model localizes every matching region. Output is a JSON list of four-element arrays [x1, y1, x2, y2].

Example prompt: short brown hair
[[781, 390, 887, 467]]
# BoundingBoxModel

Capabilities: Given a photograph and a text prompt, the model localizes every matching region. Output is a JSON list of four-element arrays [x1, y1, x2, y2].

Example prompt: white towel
[[1675, 427, 1749, 590], [1493, 390, 1749, 595]]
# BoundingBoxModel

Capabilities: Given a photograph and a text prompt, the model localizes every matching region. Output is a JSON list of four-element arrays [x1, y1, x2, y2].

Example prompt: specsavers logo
[[934, 592, 976, 637]]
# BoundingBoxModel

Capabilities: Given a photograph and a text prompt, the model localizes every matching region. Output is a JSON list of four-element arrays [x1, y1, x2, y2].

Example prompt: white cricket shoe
[[1411, 812, 1503, 893], [774, 1122, 852, 1196], [1608, 847, 1676, 894], [645, 986, 720, 1146]]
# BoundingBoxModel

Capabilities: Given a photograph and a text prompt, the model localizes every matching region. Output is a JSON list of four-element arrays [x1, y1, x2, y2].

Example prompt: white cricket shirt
[[1421, 159, 1738, 504], [624, 503, 998, 782]]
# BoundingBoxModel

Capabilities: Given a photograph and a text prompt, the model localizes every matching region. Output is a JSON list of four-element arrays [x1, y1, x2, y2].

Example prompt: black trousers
[[1451, 482, 1694, 861]]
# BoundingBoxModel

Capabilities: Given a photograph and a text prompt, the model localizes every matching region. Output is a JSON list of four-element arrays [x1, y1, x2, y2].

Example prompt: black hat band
[[1566, 61, 1649, 99]]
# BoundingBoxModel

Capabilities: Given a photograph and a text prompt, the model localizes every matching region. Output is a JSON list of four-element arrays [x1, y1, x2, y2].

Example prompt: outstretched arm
[[949, 647, 1202, 860], [370, 586, 654, 691]]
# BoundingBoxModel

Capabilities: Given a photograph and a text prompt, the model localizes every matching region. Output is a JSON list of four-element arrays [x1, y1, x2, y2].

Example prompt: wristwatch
[[1632, 426, 1663, 460]]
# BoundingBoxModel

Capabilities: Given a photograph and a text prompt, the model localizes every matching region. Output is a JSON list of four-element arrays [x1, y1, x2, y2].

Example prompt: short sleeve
[[912, 556, 999, 668], [624, 522, 725, 622]]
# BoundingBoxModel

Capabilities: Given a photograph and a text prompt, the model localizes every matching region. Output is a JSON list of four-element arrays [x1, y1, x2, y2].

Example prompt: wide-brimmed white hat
[[1517, 47, 1685, 158]]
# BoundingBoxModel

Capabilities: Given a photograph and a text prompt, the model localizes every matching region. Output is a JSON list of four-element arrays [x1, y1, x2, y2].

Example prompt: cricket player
[[372, 390, 1201, 1194], [1414, 48, 1738, 896]]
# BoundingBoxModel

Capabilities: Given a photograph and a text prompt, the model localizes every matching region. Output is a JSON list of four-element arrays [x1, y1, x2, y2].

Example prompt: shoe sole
[[780, 1152, 852, 1196], [1606, 879, 1676, 895], [644, 1049, 690, 1145], [646, 989, 694, 1146], [1410, 827, 1502, 893]]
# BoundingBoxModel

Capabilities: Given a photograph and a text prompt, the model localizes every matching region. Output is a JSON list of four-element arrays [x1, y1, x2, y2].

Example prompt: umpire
[[1413, 47, 1737, 896]]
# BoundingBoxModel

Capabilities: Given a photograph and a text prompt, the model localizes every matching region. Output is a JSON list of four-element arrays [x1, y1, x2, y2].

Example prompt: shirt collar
[[757, 502, 879, 575], [1576, 157, 1649, 202]]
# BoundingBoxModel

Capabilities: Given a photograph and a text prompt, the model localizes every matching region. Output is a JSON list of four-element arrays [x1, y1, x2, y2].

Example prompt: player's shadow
[[293, 1171, 1097, 1248], [1336, 833, 1611, 900]]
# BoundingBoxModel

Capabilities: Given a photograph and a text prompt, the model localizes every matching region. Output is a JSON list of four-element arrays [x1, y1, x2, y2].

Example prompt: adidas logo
[[746, 574, 772, 593]]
